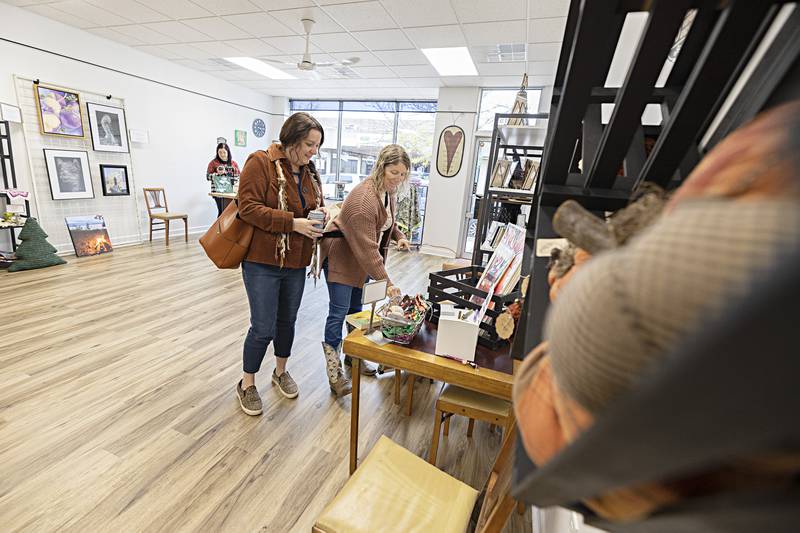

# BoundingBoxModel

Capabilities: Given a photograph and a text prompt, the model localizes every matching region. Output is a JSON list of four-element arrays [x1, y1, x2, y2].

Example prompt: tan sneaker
[[236, 379, 262, 416], [272, 369, 299, 399], [344, 355, 378, 376]]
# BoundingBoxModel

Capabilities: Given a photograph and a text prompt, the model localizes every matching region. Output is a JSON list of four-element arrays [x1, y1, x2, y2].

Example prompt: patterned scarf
[[273, 159, 291, 267]]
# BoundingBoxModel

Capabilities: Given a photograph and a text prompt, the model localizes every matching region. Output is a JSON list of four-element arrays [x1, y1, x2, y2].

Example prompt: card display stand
[[427, 266, 521, 350], [0, 120, 29, 253]]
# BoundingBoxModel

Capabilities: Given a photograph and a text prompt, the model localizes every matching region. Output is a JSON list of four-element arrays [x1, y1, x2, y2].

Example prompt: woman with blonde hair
[[235, 112, 327, 415], [319, 144, 412, 396]]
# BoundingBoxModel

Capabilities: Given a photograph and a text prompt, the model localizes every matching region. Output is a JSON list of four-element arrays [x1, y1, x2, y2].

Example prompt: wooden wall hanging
[[436, 125, 465, 178]]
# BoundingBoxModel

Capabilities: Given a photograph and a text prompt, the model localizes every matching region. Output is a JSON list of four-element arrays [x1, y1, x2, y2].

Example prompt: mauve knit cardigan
[[321, 178, 405, 288]]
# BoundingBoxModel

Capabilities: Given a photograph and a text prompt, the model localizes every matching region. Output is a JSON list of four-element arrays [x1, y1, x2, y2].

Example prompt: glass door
[[462, 136, 491, 258]]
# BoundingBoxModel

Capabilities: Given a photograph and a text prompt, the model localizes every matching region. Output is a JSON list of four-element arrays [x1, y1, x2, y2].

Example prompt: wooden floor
[[0, 240, 531, 533]]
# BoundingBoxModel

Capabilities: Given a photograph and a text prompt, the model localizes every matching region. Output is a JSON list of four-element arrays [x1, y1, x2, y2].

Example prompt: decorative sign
[[252, 118, 266, 138], [436, 125, 465, 178], [235, 129, 247, 147], [129, 129, 149, 144], [0, 102, 22, 123], [362, 279, 388, 305]]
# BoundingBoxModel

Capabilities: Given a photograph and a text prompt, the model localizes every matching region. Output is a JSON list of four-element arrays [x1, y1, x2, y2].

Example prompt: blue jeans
[[323, 262, 364, 348], [242, 261, 306, 373]]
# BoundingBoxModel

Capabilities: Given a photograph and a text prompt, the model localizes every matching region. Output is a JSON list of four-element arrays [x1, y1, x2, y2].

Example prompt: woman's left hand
[[397, 238, 411, 251]]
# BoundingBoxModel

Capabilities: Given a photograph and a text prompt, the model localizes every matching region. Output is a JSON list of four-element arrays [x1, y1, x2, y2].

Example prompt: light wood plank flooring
[[0, 240, 530, 532]]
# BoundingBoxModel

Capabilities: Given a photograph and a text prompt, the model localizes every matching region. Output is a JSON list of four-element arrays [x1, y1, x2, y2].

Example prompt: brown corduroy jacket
[[320, 178, 404, 288], [238, 144, 323, 268]]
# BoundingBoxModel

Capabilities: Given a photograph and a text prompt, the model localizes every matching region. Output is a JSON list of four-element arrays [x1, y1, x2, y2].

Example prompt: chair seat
[[151, 212, 187, 219], [437, 384, 512, 419], [315, 436, 478, 533]]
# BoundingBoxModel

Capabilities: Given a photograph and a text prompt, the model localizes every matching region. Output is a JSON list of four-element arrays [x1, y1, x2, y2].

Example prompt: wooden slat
[[637, 0, 776, 187], [586, 0, 692, 188], [581, 104, 602, 174]]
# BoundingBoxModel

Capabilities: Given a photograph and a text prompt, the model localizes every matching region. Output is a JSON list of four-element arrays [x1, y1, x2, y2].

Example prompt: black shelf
[[1, 121, 30, 252], [471, 112, 548, 267]]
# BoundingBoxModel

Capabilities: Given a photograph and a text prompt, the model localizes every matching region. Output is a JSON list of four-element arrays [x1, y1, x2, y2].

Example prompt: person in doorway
[[319, 144, 412, 396], [235, 112, 327, 415], [207, 142, 240, 216]]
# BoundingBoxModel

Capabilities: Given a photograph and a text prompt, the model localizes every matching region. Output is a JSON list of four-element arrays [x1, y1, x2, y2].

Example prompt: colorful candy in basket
[[377, 294, 429, 344]]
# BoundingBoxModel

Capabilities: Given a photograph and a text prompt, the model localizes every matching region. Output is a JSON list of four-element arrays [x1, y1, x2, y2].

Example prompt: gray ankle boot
[[322, 341, 352, 397]]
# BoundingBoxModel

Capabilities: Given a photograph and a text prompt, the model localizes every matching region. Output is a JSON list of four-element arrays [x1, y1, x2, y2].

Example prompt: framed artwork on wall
[[435, 125, 465, 178], [34, 83, 84, 138], [99, 164, 130, 196], [65, 214, 113, 257], [235, 129, 247, 147], [87, 102, 130, 153], [43, 149, 94, 200]]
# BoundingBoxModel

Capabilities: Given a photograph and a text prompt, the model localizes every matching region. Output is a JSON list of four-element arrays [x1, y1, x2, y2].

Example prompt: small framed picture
[[235, 129, 247, 147], [522, 158, 540, 190], [34, 83, 84, 137], [44, 149, 94, 200], [100, 164, 130, 196], [87, 102, 130, 153], [489, 159, 512, 188]]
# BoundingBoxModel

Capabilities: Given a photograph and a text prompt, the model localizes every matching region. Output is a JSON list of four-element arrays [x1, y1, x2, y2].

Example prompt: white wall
[[0, 2, 284, 251], [420, 87, 480, 258]]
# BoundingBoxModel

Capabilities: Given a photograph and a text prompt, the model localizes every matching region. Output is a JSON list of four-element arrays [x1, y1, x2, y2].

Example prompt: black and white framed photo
[[86, 102, 129, 153], [99, 164, 130, 196], [43, 149, 94, 200]]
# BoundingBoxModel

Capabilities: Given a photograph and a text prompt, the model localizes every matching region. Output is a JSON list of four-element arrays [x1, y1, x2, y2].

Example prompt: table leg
[[349, 357, 361, 475]]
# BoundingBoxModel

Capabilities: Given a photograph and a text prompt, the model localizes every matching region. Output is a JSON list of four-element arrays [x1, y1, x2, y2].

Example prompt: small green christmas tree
[[8, 218, 66, 272]]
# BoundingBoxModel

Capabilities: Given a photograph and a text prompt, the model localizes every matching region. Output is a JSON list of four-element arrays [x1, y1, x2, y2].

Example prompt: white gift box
[[435, 304, 480, 362]]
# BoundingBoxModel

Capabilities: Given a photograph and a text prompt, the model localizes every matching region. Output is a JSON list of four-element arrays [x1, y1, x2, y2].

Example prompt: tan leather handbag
[[199, 199, 254, 269]]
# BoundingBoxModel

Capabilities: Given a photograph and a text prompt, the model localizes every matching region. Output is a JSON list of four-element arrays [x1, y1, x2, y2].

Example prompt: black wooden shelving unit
[[511, 0, 800, 361], [471, 112, 547, 267], [0, 120, 30, 252]]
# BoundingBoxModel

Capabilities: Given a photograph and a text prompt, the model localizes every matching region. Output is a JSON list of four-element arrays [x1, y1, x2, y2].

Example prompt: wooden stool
[[429, 383, 513, 466]]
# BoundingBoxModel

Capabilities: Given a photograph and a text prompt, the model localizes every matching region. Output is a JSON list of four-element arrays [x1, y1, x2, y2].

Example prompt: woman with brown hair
[[319, 144, 412, 396], [235, 112, 327, 415]]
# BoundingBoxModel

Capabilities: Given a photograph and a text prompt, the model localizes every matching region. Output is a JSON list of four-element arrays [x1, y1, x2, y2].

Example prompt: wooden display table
[[343, 321, 515, 474]]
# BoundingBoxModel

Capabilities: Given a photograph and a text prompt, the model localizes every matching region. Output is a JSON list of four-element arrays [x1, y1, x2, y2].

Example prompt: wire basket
[[378, 300, 430, 345]]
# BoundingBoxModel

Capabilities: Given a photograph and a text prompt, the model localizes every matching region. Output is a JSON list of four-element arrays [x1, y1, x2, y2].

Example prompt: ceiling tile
[[476, 61, 527, 76], [135, 0, 214, 19], [462, 20, 526, 46], [526, 60, 557, 76], [354, 78, 407, 88], [143, 21, 212, 42], [349, 66, 396, 78], [451, 0, 525, 24], [188, 0, 261, 16], [380, 0, 458, 27], [527, 42, 561, 61], [322, 1, 395, 32], [224, 38, 283, 56], [84, 0, 170, 23], [373, 49, 428, 66], [390, 64, 438, 78], [172, 58, 215, 70], [190, 40, 244, 58], [159, 43, 210, 60], [352, 29, 413, 51], [47, 0, 132, 26], [529, 17, 567, 43], [25, 4, 96, 28], [252, 0, 314, 8], [224, 13, 296, 37], [311, 32, 366, 53], [402, 77, 443, 88], [88, 27, 145, 46], [528, 0, 570, 18], [263, 35, 320, 54], [403, 25, 466, 48], [135, 44, 186, 59], [219, 69, 268, 81], [330, 51, 382, 67], [441, 75, 480, 86], [182, 17, 248, 40], [112, 24, 176, 45], [270, 6, 343, 34]]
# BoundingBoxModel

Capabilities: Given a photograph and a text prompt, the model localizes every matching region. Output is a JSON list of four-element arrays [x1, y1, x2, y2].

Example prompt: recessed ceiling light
[[224, 57, 296, 80], [421, 47, 478, 76]]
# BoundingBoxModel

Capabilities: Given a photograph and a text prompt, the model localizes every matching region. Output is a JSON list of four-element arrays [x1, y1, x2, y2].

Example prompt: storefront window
[[477, 88, 542, 133]]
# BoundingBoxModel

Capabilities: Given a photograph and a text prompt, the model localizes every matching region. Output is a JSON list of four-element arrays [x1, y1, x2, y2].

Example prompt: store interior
[[1, 1, 798, 532]]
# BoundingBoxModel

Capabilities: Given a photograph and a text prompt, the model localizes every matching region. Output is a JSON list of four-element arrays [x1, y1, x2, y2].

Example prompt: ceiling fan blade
[[340, 56, 360, 66], [262, 57, 295, 66], [315, 61, 336, 67]]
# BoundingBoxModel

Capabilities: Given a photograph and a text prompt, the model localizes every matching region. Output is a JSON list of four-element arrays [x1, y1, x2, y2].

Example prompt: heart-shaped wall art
[[436, 125, 465, 178]]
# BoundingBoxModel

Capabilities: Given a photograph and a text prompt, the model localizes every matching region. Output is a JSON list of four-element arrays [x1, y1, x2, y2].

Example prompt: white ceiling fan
[[263, 18, 360, 78]]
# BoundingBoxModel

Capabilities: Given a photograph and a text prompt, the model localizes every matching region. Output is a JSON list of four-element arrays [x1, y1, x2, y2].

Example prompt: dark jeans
[[323, 261, 364, 348], [242, 261, 306, 373], [213, 196, 224, 216]]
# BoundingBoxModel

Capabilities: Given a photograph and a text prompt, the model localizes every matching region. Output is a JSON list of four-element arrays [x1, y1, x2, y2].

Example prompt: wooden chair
[[429, 383, 513, 466], [313, 425, 519, 533], [143, 188, 188, 246]]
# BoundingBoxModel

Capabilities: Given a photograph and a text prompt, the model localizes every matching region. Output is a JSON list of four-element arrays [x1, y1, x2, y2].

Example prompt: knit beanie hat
[[544, 198, 800, 414]]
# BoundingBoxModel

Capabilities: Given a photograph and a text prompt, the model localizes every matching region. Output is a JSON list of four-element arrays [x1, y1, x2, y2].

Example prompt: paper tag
[[536, 238, 569, 257]]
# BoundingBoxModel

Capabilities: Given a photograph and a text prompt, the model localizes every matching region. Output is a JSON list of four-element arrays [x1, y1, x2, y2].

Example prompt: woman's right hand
[[387, 283, 402, 298], [292, 218, 323, 239]]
